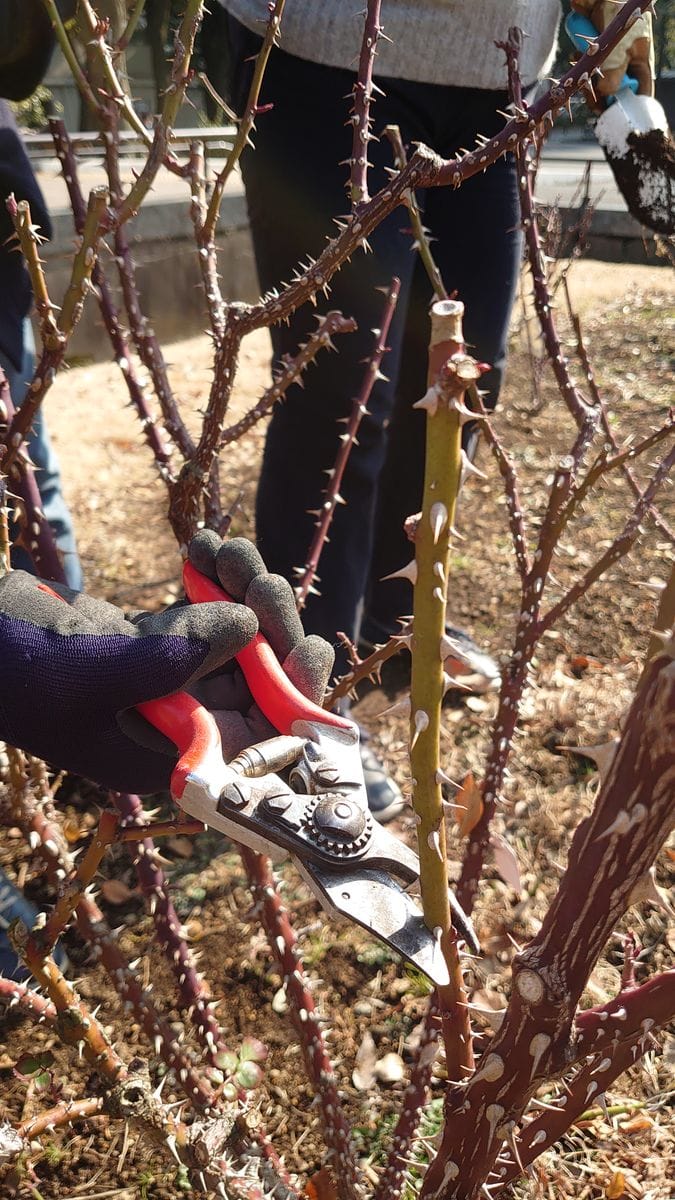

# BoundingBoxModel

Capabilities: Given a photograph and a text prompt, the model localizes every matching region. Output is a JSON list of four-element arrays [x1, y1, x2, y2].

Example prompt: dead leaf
[[352, 1030, 377, 1091], [305, 1168, 338, 1200], [100, 878, 137, 905], [619, 1113, 653, 1133], [454, 772, 484, 838], [571, 653, 590, 673], [490, 833, 522, 895], [606, 1170, 627, 1199]]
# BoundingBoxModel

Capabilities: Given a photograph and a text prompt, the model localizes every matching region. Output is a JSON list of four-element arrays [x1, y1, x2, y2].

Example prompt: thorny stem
[[240, 848, 362, 1200], [12, 786, 220, 1111], [573, 968, 675, 1063], [23, 947, 125, 1082], [493, 945, 675, 1185], [499, 26, 589, 428], [349, 0, 383, 208], [40, 0, 100, 117], [67, 0, 154, 148], [325, 631, 408, 706], [383, 125, 448, 301], [373, 996, 442, 1200], [6, 199, 61, 351], [476, 398, 531, 584], [220, 312, 357, 446], [296, 280, 400, 608], [0, 373, 65, 582], [424, 645, 675, 1199], [458, 435, 674, 913], [493, 1038, 658, 1190], [49, 118, 175, 478], [17, 1098, 103, 1141], [116, 0, 204, 226], [115, 792, 230, 1068], [563, 276, 674, 542], [102, 110, 195, 461], [58, 186, 109, 334], [203, 0, 286, 242], [1, 193, 104, 473], [169, 323, 243, 542], [410, 300, 478, 1077], [188, 139, 226, 340], [238, 0, 656, 336], [0, 977, 57, 1025], [542, 443, 675, 632]]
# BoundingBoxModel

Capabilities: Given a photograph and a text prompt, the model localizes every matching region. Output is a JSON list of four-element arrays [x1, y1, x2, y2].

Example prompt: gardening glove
[[570, 1, 654, 97], [0, 535, 334, 794], [186, 529, 335, 755]]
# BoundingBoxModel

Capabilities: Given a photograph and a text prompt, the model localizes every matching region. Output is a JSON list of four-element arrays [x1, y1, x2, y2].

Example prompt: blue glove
[[0, 535, 334, 794]]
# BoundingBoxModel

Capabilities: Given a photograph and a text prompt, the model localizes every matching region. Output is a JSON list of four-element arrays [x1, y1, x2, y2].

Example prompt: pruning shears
[[136, 562, 479, 985]]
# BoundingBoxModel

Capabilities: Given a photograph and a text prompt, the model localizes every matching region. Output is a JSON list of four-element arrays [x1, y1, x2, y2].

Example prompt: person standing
[[0, 2, 82, 589], [207, 0, 563, 816]]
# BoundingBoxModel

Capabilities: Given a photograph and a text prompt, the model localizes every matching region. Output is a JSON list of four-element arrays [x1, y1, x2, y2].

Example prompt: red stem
[[240, 848, 362, 1200], [296, 279, 400, 608], [349, 0, 383, 208]]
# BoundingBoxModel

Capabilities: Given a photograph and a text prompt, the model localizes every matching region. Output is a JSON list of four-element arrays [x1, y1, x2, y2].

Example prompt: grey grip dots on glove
[[187, 531, 335, 756], [0, 535, 335, 795], [0, 559, 257, 793]]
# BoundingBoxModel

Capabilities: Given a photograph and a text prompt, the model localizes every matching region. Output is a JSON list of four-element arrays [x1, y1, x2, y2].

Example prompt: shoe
[[440, 624, 501, 694], [360, 616, 500, 694], [359, 739, 406, 824]]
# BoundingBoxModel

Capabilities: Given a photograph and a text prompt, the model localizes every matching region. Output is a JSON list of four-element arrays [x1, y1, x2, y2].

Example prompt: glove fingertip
[[216, 538, 267, 600], [283, 635, 334, 705], [246, 573, 304, 662], [188, 530, 223, 581]]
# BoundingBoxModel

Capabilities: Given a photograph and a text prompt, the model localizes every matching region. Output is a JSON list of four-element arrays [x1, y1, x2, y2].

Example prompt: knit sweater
[[219, 1, 562, 90]]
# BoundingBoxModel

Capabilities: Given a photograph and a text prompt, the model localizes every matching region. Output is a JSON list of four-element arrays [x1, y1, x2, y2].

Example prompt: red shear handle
[[183, 560, 351, 735], [137, 691, 220, 801]]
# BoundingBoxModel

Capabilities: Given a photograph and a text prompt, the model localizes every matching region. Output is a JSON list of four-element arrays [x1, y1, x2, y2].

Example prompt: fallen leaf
[[490, 833, 522, 895], [352, 1030, 377, 1091], [100, 878, 137, 905], [305, 1168, 338, 1200], [619, 1113, 653, 1133], [454, 772, 484, 838], [606, 1170, 626, 1199]]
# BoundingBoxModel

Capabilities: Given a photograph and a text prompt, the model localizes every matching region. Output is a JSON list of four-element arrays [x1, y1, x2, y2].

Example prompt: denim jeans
[[1, 320, 83, 590], [230, 24, 522, 668]]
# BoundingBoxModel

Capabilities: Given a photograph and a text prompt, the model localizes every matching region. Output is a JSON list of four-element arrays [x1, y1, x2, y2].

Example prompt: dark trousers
[[227, 19, 522, 667]]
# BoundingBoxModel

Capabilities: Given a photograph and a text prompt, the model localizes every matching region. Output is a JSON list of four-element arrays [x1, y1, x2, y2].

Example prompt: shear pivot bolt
[[311, 796, 368, 845]]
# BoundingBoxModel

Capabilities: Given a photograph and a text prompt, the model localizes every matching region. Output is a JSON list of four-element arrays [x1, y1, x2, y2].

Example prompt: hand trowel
[[566, 11, 674, 236]]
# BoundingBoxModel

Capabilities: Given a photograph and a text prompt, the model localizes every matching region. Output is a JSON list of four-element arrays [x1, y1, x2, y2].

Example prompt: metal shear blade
[[138, 562, 480, 985]]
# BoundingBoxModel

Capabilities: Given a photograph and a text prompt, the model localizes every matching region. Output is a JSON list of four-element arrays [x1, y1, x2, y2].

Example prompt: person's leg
[[365, 89, 522, 634], [233, 27, 428, 668], [2, 320, 83, 589]]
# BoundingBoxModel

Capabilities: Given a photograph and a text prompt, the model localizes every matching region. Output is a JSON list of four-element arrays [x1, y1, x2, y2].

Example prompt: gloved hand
[[570, 1, 654, 97], [0, 533, 334, 794]]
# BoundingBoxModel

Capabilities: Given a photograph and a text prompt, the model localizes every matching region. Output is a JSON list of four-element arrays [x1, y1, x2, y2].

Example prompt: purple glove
[[0, 534, 334, 794]]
